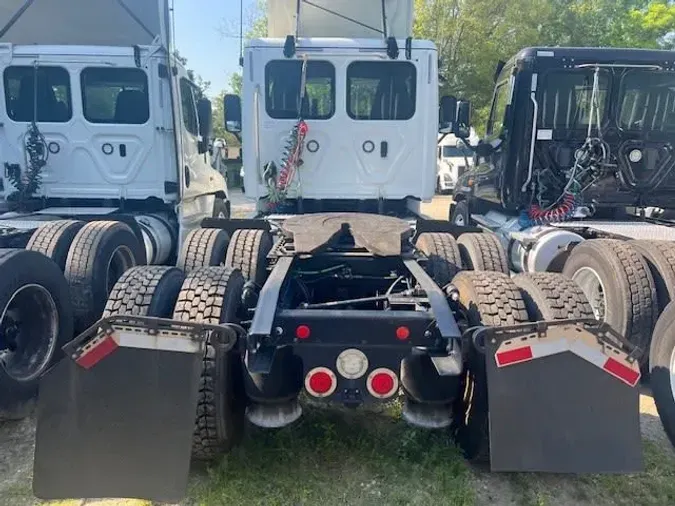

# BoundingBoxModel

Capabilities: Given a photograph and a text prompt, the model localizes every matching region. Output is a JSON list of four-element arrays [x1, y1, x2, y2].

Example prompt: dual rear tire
[[105, 227, 273, 460], [450, 270, 593, 461], [1, 220, 145, 420]]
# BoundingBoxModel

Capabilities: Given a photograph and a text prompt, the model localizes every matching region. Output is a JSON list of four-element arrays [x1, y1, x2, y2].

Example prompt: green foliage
[[174, 50, 210, 99], [414, 0, 675, 134]]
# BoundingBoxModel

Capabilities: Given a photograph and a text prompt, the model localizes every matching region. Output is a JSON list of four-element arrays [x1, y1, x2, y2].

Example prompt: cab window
[[347, 61, 416, 120], [4, 66, 71, 122], [486, 81, 510, 137], [539, 70, 609, 130], [265, 60, 335, 120], [180, 78, 199, 135], [81, 67, 149, 124]]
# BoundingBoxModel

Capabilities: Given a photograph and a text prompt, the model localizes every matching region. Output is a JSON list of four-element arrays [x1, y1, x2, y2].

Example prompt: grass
[[187, 402, 474, 506], [3, 403, 672, 506], [494, 440, 675, 506]]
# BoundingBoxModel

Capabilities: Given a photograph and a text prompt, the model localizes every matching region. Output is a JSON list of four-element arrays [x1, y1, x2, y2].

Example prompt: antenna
[[295, 0, 301, 38], [381, 0, 388, 39], [239, 0, 244, 66]]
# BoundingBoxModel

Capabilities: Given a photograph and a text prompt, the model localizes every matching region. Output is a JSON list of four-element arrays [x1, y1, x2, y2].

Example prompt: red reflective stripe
[[603, 357, 640, 387], [496, 346, 533, 367], [75, 335, 119, 369]]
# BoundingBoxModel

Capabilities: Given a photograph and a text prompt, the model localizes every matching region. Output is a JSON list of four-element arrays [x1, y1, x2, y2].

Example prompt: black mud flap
[[481, 319, 643, 473], [32, 316, 236, 503]]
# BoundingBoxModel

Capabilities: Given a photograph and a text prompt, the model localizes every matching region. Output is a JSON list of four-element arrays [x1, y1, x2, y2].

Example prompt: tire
[[562, 239, 657, 355], [457, 232, 509, 273], [629, 240, 675, 313], [173, 267, 246, 460], [450, 271, 529, 462], [65, 221, 145, 333], [0, 249, 74, 420], [225, 229, 273, 286], [450, 200, 469, 226], [26, 220, 85, 271], [649, 301, 675, 448], [213, 197, 230, 219], [415, 232, 462, 286], [177, 228, 230, 273], [513, 272, 594, 322], [103, 266, 185, 319]]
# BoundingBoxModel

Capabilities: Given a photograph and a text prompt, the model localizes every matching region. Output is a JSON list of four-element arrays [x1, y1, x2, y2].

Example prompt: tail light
[[366, 368, 399, 399], [304, 367, 337, 397]]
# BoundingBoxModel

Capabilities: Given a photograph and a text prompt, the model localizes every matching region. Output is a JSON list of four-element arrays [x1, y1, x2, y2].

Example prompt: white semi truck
[[0, 1, 652, 503], [436, 132, 476, 194], [0, 0, 229, 418]]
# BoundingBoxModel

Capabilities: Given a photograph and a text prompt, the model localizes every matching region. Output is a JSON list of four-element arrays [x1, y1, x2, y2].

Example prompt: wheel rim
[[572, 267, 607, 320], [106, 245, 135, 294], [0, 284, 59, 381]]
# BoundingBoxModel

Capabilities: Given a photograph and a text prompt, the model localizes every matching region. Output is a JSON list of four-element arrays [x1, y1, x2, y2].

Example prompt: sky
[[173, 0, 257, 97]]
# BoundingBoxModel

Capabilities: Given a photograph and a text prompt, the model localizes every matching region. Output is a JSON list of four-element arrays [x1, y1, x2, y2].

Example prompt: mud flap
[[32, 316, 236, 503], [481, 319, 643, 473]]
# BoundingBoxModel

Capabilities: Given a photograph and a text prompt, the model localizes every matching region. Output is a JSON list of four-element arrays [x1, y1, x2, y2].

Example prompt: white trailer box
[[267, 0, 413, 39], [0, 0, 169, 47]]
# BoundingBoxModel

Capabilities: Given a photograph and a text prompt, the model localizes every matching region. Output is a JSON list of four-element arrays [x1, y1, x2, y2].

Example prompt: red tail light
[[366, 368, 399, 398], [296, 325, 311, 339], [304, 367, 337, 397], [395, 326, 410, 340]]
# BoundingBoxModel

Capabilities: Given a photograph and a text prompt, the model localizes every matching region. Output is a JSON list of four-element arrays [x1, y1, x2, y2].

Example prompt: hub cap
[[572, 267, 607, 320], [0, 284, 59, 381]]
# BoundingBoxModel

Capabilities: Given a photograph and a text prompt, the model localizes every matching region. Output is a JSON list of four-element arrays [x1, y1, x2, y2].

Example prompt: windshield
[[619, 70, 675, 132], [442, 146, 472, 158], [539, 69, 609, 130]]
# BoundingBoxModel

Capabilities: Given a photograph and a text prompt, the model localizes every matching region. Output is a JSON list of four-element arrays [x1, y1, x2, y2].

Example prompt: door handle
[[380, 141, 388, 158], [184, 166, 191, 188]]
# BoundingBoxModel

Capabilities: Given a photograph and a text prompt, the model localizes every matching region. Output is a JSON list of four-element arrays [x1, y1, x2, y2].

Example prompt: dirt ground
[[1, 193, 674, 505]]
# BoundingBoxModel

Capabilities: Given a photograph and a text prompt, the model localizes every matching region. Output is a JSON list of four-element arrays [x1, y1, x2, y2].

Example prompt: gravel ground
[[1, 193, 673, 505]]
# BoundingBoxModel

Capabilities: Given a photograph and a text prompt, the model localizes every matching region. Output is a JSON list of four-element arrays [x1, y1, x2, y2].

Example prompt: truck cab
[[452, 47, 675, 218], [0, 0, 228, 260], [436, 133, 475, 194], [226, 0, 438, 217]]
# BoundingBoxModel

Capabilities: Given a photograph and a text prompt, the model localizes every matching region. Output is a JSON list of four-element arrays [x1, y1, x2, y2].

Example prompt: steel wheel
[[0, 284, 59, 382]]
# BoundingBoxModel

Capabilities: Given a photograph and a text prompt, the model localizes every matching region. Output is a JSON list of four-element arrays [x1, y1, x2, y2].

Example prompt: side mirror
[[456, 100, 472, 139], [197, 98, 212, 154], [474, 141, 495, 158], [439, 95, 457, 134], [224, 94, 242, 133]]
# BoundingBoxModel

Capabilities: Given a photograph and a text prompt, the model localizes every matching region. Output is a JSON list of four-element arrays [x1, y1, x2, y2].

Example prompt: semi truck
[[436, 132, 476, 194], [448, 46, 675, 448], [0, 0, 232, 419], [0, 1, 650, 503]]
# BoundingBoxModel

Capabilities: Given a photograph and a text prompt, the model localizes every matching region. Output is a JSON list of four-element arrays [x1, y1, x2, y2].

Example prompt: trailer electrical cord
[[8, 61, 47, 208], [524, 66, 607, 228]]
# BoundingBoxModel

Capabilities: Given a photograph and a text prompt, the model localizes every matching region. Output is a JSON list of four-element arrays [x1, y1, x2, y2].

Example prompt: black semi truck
[[449, 46, 675, 448]]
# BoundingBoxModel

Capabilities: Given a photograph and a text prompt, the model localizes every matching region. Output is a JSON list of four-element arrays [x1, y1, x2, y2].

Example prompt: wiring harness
[[264, 119, 308, 210], [522, 66, 608, 227]]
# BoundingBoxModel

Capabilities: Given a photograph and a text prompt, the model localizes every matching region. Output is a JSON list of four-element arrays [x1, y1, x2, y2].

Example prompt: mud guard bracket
[[32, 316, 237, 503], [480, 319, 644, 473]]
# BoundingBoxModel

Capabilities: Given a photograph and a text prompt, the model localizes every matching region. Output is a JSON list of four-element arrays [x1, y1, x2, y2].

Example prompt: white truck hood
[[0, 0, 169, 47]]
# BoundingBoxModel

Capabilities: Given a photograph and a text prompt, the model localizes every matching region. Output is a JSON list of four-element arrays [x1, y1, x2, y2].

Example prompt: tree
[[414, 0, 675, 133], [173, 50, 211, 98], [228, 72, 243, 96]]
